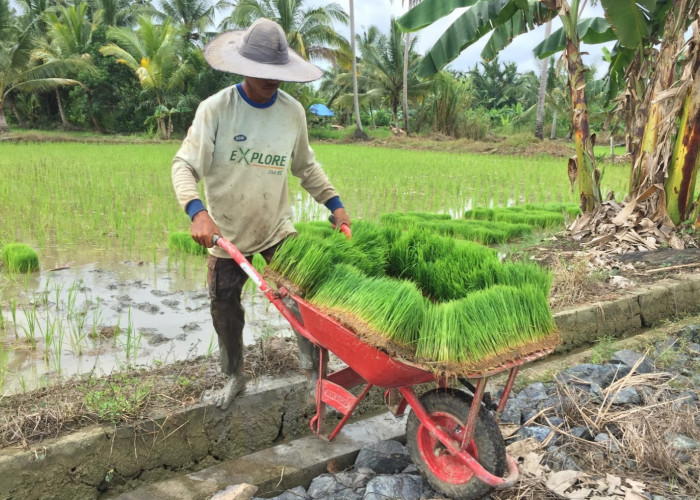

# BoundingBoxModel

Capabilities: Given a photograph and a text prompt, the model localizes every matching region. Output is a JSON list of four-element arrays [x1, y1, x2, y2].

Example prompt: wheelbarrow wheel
[[406, 388, 506, 500]]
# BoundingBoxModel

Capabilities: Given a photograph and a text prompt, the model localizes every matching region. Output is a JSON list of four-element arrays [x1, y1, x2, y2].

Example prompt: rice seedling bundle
[[168, 232, 208, 255], [1, 243, 40, 273], [311, 265, 426, 346], [267, 215, 558, 371], [381, 213, 532, 244], [416, 285, 555, 366]]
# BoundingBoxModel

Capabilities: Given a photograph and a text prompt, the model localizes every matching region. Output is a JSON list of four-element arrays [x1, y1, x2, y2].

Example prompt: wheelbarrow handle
[[328, 214, 352, 239]]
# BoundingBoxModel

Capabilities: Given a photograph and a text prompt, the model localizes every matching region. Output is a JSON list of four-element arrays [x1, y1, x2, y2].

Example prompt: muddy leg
[[206, 255, 248, 410]]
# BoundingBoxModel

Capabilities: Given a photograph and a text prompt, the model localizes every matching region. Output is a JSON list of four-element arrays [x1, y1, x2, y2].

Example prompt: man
[[172, 18, 351, 410]]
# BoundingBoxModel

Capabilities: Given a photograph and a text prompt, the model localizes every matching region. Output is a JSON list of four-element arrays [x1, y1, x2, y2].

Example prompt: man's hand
[[331, 207, 351, 229], [191, 210, 221, 248]]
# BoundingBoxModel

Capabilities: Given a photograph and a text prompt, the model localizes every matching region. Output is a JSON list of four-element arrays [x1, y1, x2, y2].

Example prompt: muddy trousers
[[207, 251, 319, 377]]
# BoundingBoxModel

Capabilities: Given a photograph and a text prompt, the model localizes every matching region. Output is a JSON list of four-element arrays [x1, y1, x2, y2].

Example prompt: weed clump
[[1, 243, 40, 273]]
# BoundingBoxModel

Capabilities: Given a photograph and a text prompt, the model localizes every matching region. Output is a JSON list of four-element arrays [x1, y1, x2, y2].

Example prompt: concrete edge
[[111, 413, 408, 500]]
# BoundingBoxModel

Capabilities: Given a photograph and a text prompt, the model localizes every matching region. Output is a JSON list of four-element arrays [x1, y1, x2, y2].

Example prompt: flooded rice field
[[0, 249, 291, 396]]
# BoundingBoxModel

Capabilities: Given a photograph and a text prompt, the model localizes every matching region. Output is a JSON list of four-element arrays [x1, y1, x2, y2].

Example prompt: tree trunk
[[566, 36, 599, 212], [369, 102, 376, 128], [56, 89, 70, 130], [402, 31, 410, 136], [535, 21, 552, 140], [0, 101, 10, 133], [629, 0, 687, 198], [9, 99, 27, 128], [349, 0, 368, 140], [550, 110, 557, 139]]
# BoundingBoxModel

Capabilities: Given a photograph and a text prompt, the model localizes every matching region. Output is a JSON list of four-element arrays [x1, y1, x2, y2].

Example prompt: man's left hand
[[332, 207, 351, 229]]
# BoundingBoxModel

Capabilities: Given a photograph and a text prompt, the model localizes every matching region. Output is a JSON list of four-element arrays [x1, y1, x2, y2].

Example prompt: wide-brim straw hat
[[204, 18, 323, 83]]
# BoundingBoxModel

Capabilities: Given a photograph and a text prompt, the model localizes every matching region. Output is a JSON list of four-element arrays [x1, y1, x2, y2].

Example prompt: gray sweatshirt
[[172, 85, 338, 258]]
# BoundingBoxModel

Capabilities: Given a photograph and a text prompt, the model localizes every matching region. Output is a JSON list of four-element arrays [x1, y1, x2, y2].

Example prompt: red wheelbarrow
[[213, 234, 553, 500]]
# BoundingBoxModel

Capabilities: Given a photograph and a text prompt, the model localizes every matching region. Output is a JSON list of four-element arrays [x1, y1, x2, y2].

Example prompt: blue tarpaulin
[[309, 103, 334, 117]]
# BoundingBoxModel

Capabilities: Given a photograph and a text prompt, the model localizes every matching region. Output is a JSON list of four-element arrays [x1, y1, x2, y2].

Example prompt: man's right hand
[[191, 210, 221, 248]]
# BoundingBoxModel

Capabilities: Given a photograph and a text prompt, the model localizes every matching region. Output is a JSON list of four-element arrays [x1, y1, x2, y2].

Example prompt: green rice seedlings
[[495, 261, 553, 297], [267, 233, 334, 293], [1, 243, 40, 273], [294, 221, 334, 238], [242, 253, 268, 297], [311, 264, 427, 345], [524, 202, 581, 217], [168, 232, 208, 256], [416, 285, 555, 364]]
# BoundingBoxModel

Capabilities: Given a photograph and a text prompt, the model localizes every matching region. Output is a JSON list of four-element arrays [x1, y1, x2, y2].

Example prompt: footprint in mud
[[135, 302, 161, 314], [161, 299, 180, 309]]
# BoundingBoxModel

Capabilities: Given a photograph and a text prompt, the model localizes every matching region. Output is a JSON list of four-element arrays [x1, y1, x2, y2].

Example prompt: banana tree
[[597, 0, 700, 226], [398, 0, 611, 212]]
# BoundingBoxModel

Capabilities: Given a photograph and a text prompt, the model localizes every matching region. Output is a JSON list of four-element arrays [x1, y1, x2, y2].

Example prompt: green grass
[[1, 243, 40, 273]]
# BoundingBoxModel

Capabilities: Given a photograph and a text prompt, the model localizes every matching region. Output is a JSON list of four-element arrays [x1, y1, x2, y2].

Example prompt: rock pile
[[254, 325, 700, 500]]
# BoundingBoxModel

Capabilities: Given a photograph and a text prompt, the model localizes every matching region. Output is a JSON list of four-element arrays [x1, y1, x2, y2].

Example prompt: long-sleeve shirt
[[172, 85, 339, 258]]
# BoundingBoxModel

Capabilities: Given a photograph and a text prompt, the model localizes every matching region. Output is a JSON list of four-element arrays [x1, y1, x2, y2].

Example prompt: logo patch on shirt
[[234, 134, 247, 142]]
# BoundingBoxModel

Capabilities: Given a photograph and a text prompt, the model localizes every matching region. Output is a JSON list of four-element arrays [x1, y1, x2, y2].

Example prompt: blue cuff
[[324, 196, 344, 212], [186, 199, 207, 220]]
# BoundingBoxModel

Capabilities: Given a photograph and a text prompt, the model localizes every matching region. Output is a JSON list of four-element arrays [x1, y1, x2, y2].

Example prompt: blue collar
[[236, 83, 278, 108]]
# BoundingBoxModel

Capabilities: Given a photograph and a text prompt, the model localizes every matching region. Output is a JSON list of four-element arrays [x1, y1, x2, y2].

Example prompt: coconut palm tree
[[348, 0, 366, 138], [150, 0, 219, 44], [359, 19, 426, 134], [0, 23, 87, 133], [99, 16, 194, 138], [219, 0, 349, 66], [34, 2, 98, 129]]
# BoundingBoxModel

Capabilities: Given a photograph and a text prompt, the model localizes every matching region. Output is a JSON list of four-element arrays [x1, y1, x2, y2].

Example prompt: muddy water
[[0, 251, 293, 396]]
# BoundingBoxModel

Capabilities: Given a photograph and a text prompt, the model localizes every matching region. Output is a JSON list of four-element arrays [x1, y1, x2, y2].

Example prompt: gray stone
[[594, 433, 620, 453], [610, 387, 641, 405], [518, 425, 552, 443], [517, 382, 550, 403], [548, 417, 564, 427], [673, 391, 698, 411], [401, 464, 419, 475], [664, 433, 699, 452], [609, 349, 655, 374], [570, 427, 594, 440], [363, 474, 424, 500], [355, 440, 411, 475], [307, 474, 362, 500], [687, 342, 700, 356], [677, 324, 700, 343], [498, 398, 521, 425], [557, 364, 616, 389], [336, 471, 372, 490], [656, 337, 681, 353], [542, 447, 581, 472], [260, 486, 308, 500], [589, 383, 604, 402]]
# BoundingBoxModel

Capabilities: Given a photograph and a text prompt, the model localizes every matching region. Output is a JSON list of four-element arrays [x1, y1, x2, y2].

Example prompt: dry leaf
[[546, 470, 587, 494], [566, 488, 593, 499], [506, 437, 541, 459]]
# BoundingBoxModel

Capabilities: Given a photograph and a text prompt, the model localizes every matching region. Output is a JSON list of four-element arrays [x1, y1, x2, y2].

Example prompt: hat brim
[[204, 31, 323, 83]]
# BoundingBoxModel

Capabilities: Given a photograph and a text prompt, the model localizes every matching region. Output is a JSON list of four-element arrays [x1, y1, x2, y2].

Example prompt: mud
[[0, 253, 293, 395]]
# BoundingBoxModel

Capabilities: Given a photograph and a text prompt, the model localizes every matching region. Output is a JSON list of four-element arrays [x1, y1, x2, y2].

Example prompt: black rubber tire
[[406, 388, 506, 500]]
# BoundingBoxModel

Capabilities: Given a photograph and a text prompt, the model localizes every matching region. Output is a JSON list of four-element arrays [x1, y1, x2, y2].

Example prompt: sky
[[309, 0, 614, 76]]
